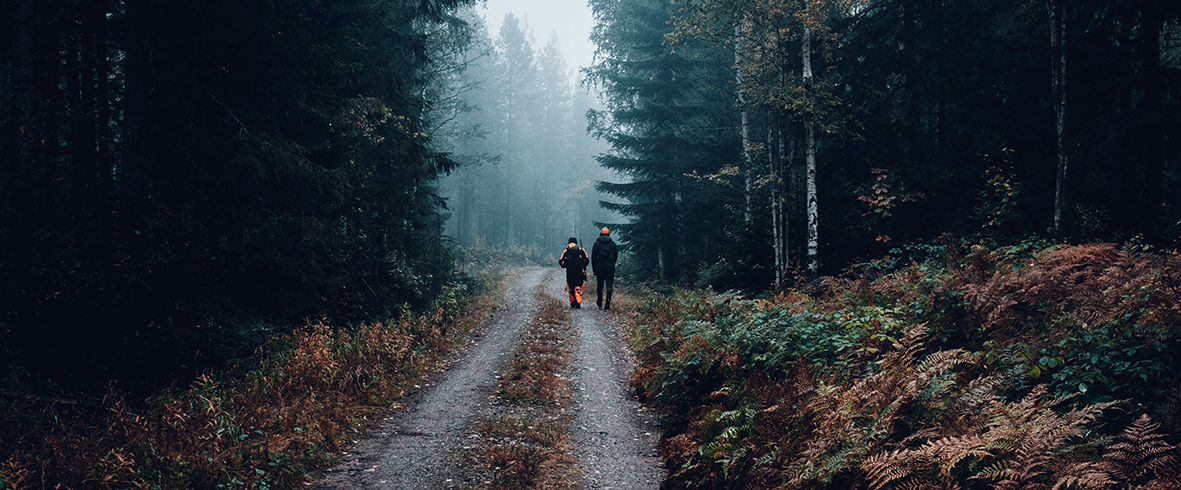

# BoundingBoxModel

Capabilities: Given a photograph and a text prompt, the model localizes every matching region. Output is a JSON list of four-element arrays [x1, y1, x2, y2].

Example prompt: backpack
[[562, 247, 587, 278], [593, 237, 617, 273]]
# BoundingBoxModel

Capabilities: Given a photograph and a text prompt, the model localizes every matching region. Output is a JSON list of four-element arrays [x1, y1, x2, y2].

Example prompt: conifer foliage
[[1, 0, 477, 391], [585, 0, 743, 282]]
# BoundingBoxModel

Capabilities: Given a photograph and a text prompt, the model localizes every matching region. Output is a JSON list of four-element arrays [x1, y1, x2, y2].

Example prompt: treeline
[[586, 0, 1181, 287], [1, 0, 477, 394], [437, 11, 619, 258]]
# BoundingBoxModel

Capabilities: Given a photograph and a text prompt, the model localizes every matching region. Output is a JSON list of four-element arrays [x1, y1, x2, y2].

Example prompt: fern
[[1050, 462, 1115, 490], [1100, 414, 1180, 486], [862, 383, 1116, 490]]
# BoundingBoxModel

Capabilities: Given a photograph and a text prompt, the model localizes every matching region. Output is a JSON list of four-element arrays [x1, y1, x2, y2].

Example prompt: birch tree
[[802, 25, 820, 277], [737, 22, 756, 224]]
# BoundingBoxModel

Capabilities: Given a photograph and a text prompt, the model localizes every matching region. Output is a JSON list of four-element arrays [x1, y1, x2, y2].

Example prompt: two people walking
[[559, 227, 617, 309]]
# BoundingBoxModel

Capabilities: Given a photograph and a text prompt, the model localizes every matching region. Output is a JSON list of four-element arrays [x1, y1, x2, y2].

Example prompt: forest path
[[309, 267, 664, 489], [309, 268, 545, 489], [545, 273, 665, 489]]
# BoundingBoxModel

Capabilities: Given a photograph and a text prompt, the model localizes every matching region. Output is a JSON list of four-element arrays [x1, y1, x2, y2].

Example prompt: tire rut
[[546, 274, 665, 490], [308, 267, 664, 489], [310, 268, 548, 489]]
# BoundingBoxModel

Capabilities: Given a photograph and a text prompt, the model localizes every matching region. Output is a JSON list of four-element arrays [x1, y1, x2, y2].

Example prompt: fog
[[479, 0, 597, 73], [436, 1, 621, 264]]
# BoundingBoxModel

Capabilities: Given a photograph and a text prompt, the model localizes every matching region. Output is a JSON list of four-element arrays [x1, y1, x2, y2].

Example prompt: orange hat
[[600, 227, 610, 235]]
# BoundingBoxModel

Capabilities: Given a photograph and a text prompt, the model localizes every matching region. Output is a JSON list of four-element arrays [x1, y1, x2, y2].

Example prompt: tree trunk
[[1049, 0, 1068, 236], [901, 0, 920, 168], [71, 0, 99, 217], [658, 243, 667, 281], [94, 0, 111, 212], [803, 27, 819, 278], [6, 0, 38, 261], [736, 23, 754, 224], [122, 0, 150, 238], [769, 111, 791, 288], [770, 114, 782, 288], [674, 187, 685, 281], [35, 0, 63, 224], [1138, 0, 1163, 239]]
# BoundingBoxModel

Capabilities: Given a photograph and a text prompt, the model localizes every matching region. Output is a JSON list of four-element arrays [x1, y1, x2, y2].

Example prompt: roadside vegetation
[[460, 287, 580, 490], [0, 274, 502, 490], [618, 240, 1181, 489]]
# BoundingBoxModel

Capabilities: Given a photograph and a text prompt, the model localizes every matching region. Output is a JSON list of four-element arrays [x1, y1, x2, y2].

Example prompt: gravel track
[[546, 273, 665, 490], [310, 268, 546, 489], [308, 267, 664, 489]]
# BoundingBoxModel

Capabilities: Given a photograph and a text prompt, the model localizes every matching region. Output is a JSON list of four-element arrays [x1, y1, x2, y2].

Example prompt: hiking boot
[[596, 300, 602, 308]]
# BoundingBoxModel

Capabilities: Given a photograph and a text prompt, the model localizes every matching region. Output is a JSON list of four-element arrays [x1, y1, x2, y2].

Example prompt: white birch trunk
[[780, 125, 791, 281], [803, 27, 819, 278], [770, 119, 782, 288], [736, 23, 754, 223], [806, 125, 818, 278]]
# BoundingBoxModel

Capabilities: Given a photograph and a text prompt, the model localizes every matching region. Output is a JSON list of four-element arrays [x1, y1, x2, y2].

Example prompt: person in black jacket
[[559, 237, 589, 309], [591, 227, 618, 309]]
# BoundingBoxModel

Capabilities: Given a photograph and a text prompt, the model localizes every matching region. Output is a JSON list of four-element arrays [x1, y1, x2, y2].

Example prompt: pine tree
[[586, 0, 740, 282]]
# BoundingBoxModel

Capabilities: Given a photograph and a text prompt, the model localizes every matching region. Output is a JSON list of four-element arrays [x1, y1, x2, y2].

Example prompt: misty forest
[[3, 0, 1181, 488]]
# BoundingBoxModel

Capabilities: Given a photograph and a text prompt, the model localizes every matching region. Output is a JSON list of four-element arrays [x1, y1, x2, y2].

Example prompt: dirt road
[[545, 272, 664, 489], [309, 268, 664, 489]]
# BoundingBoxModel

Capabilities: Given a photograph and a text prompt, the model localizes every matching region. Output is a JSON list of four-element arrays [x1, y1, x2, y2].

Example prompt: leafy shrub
[[620, 241, 1181, 489]]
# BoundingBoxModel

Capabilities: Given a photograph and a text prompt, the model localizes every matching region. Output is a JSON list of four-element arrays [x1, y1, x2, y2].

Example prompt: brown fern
[[785, 326, 986, 488], [964, 244, 1181, 336], [1101, 414, 1180, 485], [964, 244, 1123, 332], [862, 384, 1116, 490], [1051, 462, 1115, 490]]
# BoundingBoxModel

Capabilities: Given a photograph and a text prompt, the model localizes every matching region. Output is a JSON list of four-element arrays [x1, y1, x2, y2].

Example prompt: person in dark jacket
[[559, 237, 589, 308], [591, 227, 618, 309]]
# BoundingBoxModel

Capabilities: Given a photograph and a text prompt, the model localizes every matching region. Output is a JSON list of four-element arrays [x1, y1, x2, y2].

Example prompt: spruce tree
[[586, 0, 740, 282]]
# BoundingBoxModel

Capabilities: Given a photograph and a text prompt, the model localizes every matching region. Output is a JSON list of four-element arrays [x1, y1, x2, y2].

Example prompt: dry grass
[[464, 287, 581, 490], [0, 280, 501, 490]]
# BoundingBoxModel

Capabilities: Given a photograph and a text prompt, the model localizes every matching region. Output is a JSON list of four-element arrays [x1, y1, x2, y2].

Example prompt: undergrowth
[[0, 277, 500, 490], [619, 241, 1181, 489]]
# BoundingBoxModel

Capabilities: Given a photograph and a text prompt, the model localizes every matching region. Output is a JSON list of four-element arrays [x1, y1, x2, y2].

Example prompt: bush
[[620, 241, 1181, 489], [0, 279, 491, 489]]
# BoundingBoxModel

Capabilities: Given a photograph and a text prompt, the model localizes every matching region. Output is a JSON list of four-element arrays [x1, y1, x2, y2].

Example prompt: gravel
[[308, 268, 543, 489], [307, 267, 665, 489], [547, 273, 665, 490]]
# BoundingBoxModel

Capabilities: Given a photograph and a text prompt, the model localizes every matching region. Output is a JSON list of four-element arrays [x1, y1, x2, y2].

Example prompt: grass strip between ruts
[[459, 285, 580, 489]]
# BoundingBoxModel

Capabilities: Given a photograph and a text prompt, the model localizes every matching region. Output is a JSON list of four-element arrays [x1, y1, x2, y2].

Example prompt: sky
[[478, 0, 597, 76]]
